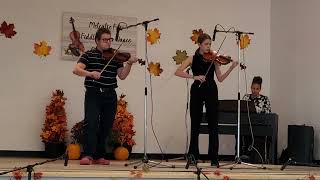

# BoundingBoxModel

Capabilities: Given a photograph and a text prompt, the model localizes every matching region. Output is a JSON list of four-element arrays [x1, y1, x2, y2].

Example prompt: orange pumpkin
[[67, 143, 81, 160], [114, 146, 129, 160]]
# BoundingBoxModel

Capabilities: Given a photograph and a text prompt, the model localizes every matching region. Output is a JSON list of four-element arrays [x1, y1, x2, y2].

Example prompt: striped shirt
[[77, 48, 123, 89]]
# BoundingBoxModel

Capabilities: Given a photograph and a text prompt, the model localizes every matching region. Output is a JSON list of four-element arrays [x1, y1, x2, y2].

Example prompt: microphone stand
[[280, 157, 320, 171], [185, 155, 210, 180], [0, 153, 67, 180], [121, 18, 174, 169], [214, 29, 265, 170], [166, 67, 191, 163]]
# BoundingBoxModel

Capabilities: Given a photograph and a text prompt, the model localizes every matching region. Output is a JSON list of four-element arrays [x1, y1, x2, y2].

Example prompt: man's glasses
[[101, 38, 114, 42]]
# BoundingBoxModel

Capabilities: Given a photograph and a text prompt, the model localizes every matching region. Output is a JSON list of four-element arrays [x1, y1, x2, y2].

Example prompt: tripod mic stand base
[[165, 153, 188, 162], [280, 157, 320, 171], [124, 156, 175, 169], [219, 156, 267, 170]]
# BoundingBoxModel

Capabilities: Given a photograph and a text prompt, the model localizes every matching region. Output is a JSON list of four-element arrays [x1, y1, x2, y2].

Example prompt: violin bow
[[199, 25, 229, 87], [100, 42, 124, 73]]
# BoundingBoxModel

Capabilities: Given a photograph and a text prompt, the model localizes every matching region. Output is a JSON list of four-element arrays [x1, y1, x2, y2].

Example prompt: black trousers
[[188, 82, 219, 161], [82, 87, 117, 159]]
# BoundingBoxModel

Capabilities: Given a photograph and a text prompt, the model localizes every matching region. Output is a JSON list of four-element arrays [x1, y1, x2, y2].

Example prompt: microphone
[[64, 151, 69, 166], [115, 24, 121, 41], [212, 24, 218, 41]]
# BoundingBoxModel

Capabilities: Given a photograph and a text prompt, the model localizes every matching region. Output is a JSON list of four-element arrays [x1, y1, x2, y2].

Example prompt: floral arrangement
[[70, 120, 85, 144], [40, 89, 67, 143], [111, 94, 136, 147]]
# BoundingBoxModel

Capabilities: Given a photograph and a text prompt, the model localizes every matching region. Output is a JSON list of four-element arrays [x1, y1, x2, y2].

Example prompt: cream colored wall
[[271, 0, 320, 160], [294, 0, 320, 159], [0, 0, 271, 155]]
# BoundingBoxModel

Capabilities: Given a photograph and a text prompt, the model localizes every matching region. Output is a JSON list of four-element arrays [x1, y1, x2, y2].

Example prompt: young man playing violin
[[175, 33, 238, 167], [73, 28, 138, 165]]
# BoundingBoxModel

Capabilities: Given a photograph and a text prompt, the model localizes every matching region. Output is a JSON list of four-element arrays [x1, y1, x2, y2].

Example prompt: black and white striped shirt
[[78, 48, 123, 89]]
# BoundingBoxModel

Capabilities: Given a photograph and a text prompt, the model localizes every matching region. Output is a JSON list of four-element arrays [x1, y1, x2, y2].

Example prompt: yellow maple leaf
[[33, 41, 52, 57], [147, 28, 161, 45], [190, 29, 204, 44], [173, 50, 188, 65], [240, 34, 251, 49], [147, 62, 163, 76]]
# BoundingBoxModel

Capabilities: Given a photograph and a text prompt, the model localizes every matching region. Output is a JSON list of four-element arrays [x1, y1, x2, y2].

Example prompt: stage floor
[[0, 157, 320, 180]]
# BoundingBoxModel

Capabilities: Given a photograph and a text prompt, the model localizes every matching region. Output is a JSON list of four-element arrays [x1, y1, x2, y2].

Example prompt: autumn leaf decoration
[[12, 169, 43, 180], [40, 89, 67, 143], [173, 50, 188, 65], [190, 29, 204, 44], [148, 62, 163, 76], [147, 28, 161, 45], [112, 94, 136, 147], [12, 169, 23, 180], [240, 34, 251, 49], [33, 41, 52, 58], [0, 21, 17, 38]]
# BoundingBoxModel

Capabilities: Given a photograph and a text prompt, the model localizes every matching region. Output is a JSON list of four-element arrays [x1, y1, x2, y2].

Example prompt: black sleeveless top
[[191, 49, 216, 87]]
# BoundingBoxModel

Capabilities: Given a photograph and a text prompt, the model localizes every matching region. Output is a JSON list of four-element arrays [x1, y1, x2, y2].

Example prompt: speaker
[[288, 125, 314, 163]]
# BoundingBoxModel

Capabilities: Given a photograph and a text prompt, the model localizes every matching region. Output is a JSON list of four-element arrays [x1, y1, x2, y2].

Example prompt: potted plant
[[111, 94, 136, 160], [40, 89, 68, 158]]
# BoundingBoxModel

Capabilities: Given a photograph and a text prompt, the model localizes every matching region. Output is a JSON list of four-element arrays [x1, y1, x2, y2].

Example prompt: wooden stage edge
[[0, 157, 320, 179]]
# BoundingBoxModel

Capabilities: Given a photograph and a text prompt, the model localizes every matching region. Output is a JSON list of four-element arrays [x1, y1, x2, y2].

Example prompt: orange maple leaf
[[147, 28, 161, 45], [147, 62, 163, 76], [190, 29, 204, 44], [33, 41, 52, 57], [130, 170, 143, 178], [240, 34, 251, 49]]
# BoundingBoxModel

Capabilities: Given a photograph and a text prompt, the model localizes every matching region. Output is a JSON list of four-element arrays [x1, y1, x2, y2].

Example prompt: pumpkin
[[67, 143, 81, 160], [114, 146, 129, 160]]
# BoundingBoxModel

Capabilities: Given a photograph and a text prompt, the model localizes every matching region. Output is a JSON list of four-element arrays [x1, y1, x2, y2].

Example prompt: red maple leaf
[[223, 175, 230, 180], [0, 21, 17, 38], [12, 169, 23, 180], [213, 169, 221, 176], [34, 172, 43, 180], [309, 175, 316, 180]]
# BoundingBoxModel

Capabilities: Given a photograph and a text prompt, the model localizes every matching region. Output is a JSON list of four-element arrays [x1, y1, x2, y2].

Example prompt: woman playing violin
[[73, 28, 138, 165], [175, 33, 238, 167]]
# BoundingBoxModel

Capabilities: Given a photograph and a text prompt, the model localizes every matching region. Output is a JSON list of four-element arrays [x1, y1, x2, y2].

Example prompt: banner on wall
[[61, 12, 137, 60]]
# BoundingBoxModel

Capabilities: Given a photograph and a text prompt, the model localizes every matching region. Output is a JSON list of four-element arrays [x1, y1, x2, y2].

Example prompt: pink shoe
[[93, 158, 110, 165], [80, 156, 93, 165]]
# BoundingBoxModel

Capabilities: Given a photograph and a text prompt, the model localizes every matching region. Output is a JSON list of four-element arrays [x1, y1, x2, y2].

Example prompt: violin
[[203, 50, 246, 69], [102, 48, 145, 65], [68, 17, 85, 56]]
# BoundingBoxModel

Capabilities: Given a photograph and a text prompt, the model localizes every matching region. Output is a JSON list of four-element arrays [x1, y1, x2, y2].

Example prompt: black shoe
[[211, 159, 220, 168], [240, 155, 250, 162]]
